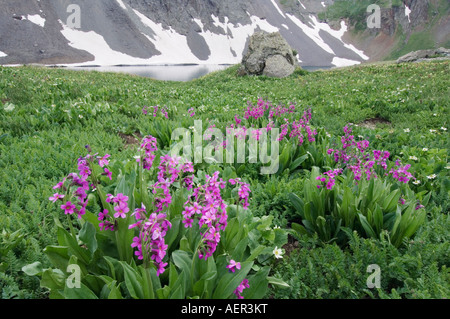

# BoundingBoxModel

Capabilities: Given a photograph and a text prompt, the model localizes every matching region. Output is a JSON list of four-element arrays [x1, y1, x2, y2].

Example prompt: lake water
[[64, 64, 332, 82]]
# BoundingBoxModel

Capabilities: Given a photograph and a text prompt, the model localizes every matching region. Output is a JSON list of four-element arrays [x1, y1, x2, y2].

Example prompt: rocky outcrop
[[238, 31, 296, 78], [396, 47, 450, 63]]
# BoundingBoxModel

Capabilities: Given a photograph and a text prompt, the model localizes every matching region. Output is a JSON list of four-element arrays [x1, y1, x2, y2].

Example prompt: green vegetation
[[0, 60, 448, 299]]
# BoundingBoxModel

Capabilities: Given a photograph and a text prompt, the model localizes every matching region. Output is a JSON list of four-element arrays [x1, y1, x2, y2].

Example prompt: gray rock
[[263, 54, 295, 78], [396, 47, 450, 63], [239, 31, 297, 78]]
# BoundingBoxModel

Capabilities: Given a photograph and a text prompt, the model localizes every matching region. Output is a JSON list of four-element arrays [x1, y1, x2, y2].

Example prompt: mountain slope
[[0, 0, 447, 67], [0, 0, 370, 67]]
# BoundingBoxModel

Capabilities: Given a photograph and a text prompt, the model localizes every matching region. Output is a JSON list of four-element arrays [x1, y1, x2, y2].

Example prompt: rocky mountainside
[[320, 0, 450, 62], [0, 0, 447, 67]]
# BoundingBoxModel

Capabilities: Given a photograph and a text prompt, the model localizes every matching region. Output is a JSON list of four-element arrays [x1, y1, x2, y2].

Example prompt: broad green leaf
[[22, 262, 43, 276], [40, 269, 65, 291], [120, 262, 144, 299], [64, 282, 98, 299], [358, 213, 377, 238], [267, 276, 290, 289], [288, 193, 304, 217], [291, 222, 308, 236], [57, 226, 91, 265], [212, 261, 253, 299], [289, 154, 308, 171], [243, 266, 270, 299], [170, 270, 185, 299], [79, 221, 98, 255]]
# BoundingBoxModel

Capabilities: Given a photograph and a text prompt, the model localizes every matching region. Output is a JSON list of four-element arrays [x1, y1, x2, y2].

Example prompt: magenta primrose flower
[[60, 201, 76, 215], [227, 260, 241, 273], [113, 202, 129, 219], [97, 154, 110, 167], [49, 193, 64, 203]]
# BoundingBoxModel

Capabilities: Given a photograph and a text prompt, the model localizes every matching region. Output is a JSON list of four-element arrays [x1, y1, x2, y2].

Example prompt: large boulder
[[396, 47, 450, 63], [238, 31, 297, 78]]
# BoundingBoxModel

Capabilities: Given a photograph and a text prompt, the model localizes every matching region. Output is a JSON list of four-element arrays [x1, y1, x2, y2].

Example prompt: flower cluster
[[129, 205, 172, 276], [287, 109, 317, 145], [50, 147, 112, 220], [237, 99, 317, 147], [233, 279, 250, 299], [316, 168, 343, 190], [139, 135, 158, 170], [182, 171, 228, 260], [153, 155, 195, 213], [244, 98, 271, 120], [389, 160, 414, 184], [327, 125, 393, 183], [228, 178, 251, 209]]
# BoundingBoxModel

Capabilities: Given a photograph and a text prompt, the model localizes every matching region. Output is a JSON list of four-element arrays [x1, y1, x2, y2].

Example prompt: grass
[[0, 60, 449, 298]]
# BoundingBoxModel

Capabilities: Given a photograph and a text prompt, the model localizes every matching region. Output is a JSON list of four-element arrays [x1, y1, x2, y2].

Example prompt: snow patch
[[321, 2, 326, 8], [116, 0, 127, 10], [132, 9, 201, 64], [0, 51, 7, 58], [298, 1, 306, 10], [58, 19, 153, 66], [270, 0, 286, 18], [23, 14, 46, 27], [193, 14, 279, 64], [405, 5, 411, 23], [309, 16, 369, 60], [332, 57, 360, 67], [286, 13, 335, 54]]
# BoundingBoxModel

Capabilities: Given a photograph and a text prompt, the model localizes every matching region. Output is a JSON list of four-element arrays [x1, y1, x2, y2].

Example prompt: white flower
[[273, 246, 284, 259], [273, 225, 280, 230], [427, 174, 437, 180], [422, 148, 428, 152], [409, 156, 418, 161], [412, 180, 421, 185], [441, 127, 447, 131], [445, 165, 450, 170], [433, 113, 437, 117], [404, 128, 410, 133], [430, 129, 437, 133]]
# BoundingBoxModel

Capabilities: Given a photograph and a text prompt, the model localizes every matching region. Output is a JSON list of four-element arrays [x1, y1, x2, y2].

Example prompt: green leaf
[[170, 270, 186, 299], [289, 154, 308, 171], [40, 269, 65, 291], [212, 261, 253, 299], [120, 262, 144, 299], [79, 222, 98, 255], [358, 213, 377, 238], [245, 245, 266, 262], [140, 267, 155, 299], [291, 222, 308, 236], [64, 282, 99, 299], [172, 250, 193, 295], [243, 266, 270, 299], [267, 276, 290, 289], [288, 193, 304, 217], [107, 281, 123, 299], [22, 262, 43, 276], [57, 226, 91, 265]]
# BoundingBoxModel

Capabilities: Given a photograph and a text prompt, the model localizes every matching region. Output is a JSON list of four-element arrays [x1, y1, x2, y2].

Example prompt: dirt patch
[[283, 235, 299, 258], [359, 117, 391, 130], [118, 132, 142, 148]]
